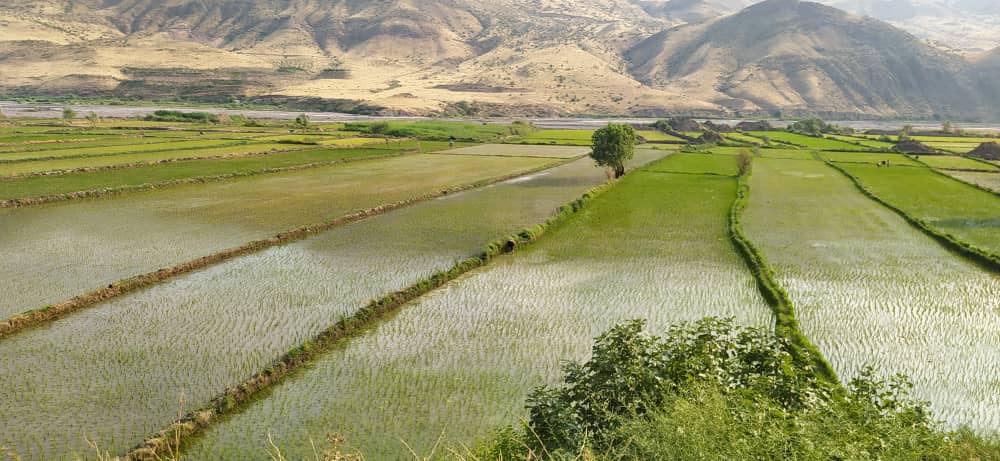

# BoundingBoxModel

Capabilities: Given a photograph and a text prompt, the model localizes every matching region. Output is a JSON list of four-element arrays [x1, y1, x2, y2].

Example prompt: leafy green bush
[[788, 117, 832, 136], [471, 318, 1000, 460]]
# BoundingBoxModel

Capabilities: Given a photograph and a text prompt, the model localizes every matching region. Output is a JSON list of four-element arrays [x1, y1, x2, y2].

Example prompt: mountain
[[636, 0, 753, 23], [627, 0, 991, 118], [0, 0, 997, 118]]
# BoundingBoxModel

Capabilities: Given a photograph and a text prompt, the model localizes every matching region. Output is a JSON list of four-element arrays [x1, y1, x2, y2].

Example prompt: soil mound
[[893, 140, 936, 154], [968, 142, 1000, 160], [736, 121, 772, 131]]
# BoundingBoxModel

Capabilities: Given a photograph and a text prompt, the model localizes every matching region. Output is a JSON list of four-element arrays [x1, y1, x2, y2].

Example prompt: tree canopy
[[590, 124, 636, 178]]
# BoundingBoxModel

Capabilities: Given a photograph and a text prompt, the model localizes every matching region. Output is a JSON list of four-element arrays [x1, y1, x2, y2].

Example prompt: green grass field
[[0, 157, 626, 460], [0, 147, 404, 200], [0, 154, 559, 318], [743, 157, 1000, 432], [181, 155, 771, 460], [837, 163, 1000, 256]]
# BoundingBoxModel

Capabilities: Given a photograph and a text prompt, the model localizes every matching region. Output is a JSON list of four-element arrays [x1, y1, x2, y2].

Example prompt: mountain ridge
[[0, 0, 997, 119]]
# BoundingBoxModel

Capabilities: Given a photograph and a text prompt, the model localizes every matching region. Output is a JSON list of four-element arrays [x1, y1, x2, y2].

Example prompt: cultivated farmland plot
[[0, 136, 161, 154], [438, 144, 590, 158], [820, 152, 922, 166], [0, 139, 242, 161], [748, 131, 869, 151], [182, 155, 772, 460], [837, 163, 1000, 256], [0, 142, 315, 177], [824, 134, 895, 150], [721, 132, 767, 145], [0, 147, 404, 200], [0, 154, 558, 318], [0, 156, 652, 460], [918, 155, 1000, 171], [923, 142, 982, 154], [743, 158, 1000, 430], [947, 171, 1000, 193]]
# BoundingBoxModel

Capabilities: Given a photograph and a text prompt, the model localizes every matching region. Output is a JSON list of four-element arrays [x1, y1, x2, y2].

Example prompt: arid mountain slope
[[0, 0, 997, 118], [628, 0, 989, 118]]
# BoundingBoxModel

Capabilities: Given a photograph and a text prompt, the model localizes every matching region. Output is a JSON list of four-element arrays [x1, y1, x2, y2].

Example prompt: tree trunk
[[615, 165, 625, 178]]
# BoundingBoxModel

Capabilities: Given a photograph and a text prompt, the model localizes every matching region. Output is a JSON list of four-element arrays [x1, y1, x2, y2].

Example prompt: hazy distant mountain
[[627, 0, 988, 117], [636, 0, 754, 23], [0, 0, 997, 118]]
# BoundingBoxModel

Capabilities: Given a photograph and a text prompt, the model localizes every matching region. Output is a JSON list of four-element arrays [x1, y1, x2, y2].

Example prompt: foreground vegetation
[[471, 319, 1000, 460]]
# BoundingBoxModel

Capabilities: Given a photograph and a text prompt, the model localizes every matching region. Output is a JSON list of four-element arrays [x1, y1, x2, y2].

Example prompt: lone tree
[[62, 108, 77, 124], [942, 120, 954, 134], [591, 123, 636, 178], [86, 112, 99, 126], [294, 113, 310, 130]]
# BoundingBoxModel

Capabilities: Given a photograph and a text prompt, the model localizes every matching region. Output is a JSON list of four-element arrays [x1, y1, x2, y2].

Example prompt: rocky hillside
[[0, 0, 997, 118], [627, 0, 991, 118]]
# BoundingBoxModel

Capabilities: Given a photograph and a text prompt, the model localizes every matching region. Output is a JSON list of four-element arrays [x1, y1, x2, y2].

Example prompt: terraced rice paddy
[[181, 154, 771, 460], [820, 152, 921, 166], [0, 142, 308, 176], [837, 163, 1000, 255], [918, 155, 1000, 171], [947, 171, 1000, 193], [924, 142, 982, 154], [748, 131, 868, 151], [743, 157, 1000, 430], [6, 120, 1000, 460], [0, 154, 558, 318], [824, 134, 895, 150], [0, 147, 404, 200], [645, 152, 740, 175], [721, 132, 766, 145], [438, 144, 590, 158], [0, 156, 643, 460], [519, 129, 595, 145], [0, 136, 169, 154], [911, 136, 997, 144], [635, 130, 683, 142], [0, 139, 242, 161]]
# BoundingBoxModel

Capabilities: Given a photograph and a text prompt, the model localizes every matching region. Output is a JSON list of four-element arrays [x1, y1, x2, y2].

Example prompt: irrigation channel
[[0, 150, 667, 460], [179, 154, 773, 460], [0, 154, 559, 319], [743, 157, 1000, 431]]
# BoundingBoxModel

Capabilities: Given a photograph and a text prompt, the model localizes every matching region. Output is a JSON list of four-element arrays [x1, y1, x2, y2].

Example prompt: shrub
[[469, 318, 1000, 460]]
